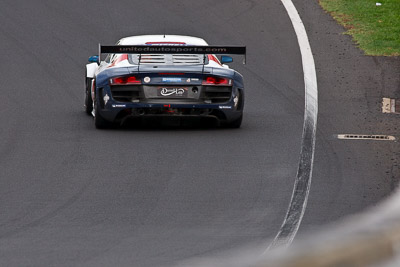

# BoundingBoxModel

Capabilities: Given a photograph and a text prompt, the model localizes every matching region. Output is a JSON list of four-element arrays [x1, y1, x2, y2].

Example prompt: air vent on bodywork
[[139, 54, 166, 64], [110, 85, 142, 102], [203, 86, 232, 103], [172, 54, 202, 64], [132, 54, 203, 65]]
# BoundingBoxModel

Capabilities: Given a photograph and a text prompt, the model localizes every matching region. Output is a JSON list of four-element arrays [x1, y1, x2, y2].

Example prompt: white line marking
[[267, 0, 318, 250]]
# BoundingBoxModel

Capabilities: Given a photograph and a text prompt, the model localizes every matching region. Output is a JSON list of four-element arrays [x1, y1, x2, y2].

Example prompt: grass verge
[[319, 0, 400, 56]]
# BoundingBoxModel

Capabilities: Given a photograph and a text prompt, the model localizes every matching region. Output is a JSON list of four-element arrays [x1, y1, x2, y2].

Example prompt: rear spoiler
[[99, 44, 247, 64]]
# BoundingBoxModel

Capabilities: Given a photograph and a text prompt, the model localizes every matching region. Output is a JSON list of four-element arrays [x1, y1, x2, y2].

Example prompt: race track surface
[[0, 0, 399, 266]]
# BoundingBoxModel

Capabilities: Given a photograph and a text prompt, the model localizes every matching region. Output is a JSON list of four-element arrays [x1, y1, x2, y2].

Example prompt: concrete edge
[[253, 186, 400, 267]]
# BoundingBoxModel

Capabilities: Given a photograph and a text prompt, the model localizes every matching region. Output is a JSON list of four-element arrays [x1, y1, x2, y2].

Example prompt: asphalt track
[[0, 1, 399, 266]]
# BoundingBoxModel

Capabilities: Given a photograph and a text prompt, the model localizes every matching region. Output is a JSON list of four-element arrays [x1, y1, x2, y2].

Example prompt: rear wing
[[99, 44, 247, 64]]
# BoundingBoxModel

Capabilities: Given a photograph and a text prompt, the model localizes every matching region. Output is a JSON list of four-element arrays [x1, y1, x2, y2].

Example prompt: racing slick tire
[[226, 113, 243, 128], [94, 99, 115, 129], [84, 77, 93, 115]]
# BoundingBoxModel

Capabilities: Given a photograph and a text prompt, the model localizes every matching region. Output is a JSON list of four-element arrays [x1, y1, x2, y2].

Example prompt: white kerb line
[[267, 0, 318, 250]]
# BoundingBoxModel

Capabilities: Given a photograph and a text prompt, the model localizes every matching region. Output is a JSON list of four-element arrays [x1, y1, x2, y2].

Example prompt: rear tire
[[226, 114, 242, 128], [84, 77, 93, 115], [94, 99, 115, 129]]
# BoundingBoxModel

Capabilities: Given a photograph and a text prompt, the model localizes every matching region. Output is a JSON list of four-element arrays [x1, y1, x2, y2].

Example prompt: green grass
[[319, 0, 400, 56]]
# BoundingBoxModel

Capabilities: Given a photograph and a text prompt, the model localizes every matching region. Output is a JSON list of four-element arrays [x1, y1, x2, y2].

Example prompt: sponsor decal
[[162, 77, 182, 83], [158, 87, 188, 97], [101, 45, 246, 55], [219, 105, 232, 109], [186, 78, 191, 83], [191, 78, 199, 81], [112, 104, 126, 108], [144, 77, 151, 83], [103, 94, 110, 105]]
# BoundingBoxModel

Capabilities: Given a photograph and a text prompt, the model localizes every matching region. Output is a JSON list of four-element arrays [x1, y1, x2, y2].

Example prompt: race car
[[85, 35, 246, 128]]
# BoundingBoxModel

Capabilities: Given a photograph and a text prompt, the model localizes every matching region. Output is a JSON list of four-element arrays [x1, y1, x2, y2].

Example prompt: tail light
[[110, 75, 141, 85], [202, 76, 232, 86]]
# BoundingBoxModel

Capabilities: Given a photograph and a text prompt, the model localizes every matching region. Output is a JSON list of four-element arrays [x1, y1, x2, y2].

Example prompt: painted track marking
[[268, 0, 318, 250]]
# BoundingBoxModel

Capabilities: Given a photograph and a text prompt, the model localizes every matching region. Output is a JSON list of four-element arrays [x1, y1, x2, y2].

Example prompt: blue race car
[[85, 35, 246, 128]]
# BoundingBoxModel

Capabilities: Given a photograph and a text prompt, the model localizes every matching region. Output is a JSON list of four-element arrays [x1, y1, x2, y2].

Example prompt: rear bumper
[[98, 100, 242, 124], [96, 82, 244, 125]]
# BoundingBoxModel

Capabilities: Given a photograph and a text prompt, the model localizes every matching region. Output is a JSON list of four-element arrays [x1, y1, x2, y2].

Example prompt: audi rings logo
[[160, 88, 187, 96]]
